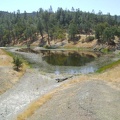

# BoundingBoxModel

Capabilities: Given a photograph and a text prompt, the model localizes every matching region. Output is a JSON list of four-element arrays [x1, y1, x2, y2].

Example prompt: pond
[[37, 50, 100, 75], [42, 51, 95, 66]]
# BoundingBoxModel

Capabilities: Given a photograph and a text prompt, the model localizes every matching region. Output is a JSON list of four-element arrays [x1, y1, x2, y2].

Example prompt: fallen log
[[55, 76, 73, 82]]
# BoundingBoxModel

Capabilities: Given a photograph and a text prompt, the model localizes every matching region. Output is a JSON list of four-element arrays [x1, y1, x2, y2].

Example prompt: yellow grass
[[65, 39, 97, 48], [0, 49, 13, 66], [97, 65, 120, 81], [17, 89, 59, 120]]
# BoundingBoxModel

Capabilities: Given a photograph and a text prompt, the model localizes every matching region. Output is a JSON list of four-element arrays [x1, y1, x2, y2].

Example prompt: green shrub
[[85, 36, 94, 42], [13, 56, 23, 71]]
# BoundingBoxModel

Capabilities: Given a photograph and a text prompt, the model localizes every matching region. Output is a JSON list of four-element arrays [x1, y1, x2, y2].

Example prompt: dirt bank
[[0, 49, 25, 95]]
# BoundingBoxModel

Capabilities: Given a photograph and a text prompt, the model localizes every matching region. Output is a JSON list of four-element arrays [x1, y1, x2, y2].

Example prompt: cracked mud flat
[[27, 80, 120, 120]]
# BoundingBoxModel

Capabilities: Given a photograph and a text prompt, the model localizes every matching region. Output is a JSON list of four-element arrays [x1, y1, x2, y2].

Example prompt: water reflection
[[42, 51, 96, 66], [39, 50, 100, 74]]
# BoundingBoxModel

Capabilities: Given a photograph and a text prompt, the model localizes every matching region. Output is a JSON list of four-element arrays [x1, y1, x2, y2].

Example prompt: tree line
[[0, 7, 120, 47]]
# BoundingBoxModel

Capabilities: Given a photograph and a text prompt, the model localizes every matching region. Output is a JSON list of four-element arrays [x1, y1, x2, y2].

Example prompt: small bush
[[13, 56, 23, 71], [85, 36, 95, 42]]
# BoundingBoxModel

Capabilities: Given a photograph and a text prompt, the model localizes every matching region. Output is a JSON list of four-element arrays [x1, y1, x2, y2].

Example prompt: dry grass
[[65, 39, 97, 48], [0, 49, 27, 94], [21, 33, 97, 49], [17, 88, 61, 120], [0, 49, 13, 66], [95, 65, 120, 82], [0, 48, 27, 73]]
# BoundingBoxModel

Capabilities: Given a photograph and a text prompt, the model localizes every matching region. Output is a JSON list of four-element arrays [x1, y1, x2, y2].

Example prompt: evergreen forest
[[0, 7, 120, 47]]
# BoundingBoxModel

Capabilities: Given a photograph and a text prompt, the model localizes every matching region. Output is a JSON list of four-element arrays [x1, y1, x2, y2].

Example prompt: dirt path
[[27, 80, 120, 120]]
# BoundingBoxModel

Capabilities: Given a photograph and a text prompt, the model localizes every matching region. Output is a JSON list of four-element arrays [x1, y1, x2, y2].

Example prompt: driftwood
[[56, 76, 73, 82]]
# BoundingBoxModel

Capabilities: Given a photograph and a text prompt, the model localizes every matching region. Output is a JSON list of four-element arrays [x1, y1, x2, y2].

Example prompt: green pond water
[[38, 50, 100, 74], [43, 51, 95, 66]]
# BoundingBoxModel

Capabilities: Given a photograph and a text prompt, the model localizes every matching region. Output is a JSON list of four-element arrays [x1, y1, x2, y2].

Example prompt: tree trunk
[[47, 33, 50, 45]]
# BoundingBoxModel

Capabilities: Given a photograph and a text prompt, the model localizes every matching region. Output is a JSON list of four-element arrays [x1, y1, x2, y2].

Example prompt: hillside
[[0, 8, 120, 48]]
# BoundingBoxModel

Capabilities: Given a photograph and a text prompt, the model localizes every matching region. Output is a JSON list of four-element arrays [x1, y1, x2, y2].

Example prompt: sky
[[0, 0, 120, 15]]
